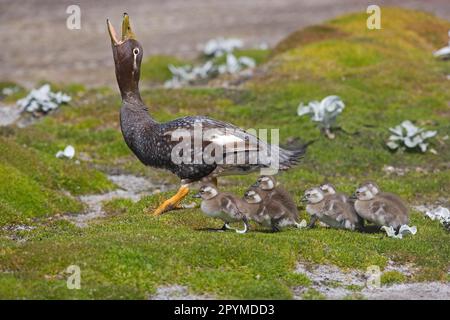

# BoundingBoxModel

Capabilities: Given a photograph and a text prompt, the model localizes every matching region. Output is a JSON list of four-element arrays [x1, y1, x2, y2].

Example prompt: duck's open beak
[[107, 13, 136, 46]]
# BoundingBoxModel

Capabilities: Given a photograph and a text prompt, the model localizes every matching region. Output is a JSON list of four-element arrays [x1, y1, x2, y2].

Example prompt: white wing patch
[[210, 134, 244, 146]]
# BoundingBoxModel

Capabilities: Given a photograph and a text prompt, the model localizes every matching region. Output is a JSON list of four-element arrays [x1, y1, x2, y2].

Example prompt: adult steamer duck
[[107, 14, 305, 215]]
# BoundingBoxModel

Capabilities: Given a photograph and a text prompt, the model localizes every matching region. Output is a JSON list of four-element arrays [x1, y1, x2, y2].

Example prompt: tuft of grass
[[381, 271, 407, 286]]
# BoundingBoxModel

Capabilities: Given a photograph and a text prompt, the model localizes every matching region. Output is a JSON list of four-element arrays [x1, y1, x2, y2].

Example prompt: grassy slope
[[0, 8, 449, 299]]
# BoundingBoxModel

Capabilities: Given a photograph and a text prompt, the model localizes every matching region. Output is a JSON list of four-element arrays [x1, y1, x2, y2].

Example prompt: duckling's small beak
[[300, 196, 308, 203], [107, 13, 136, 46], [349, 193, 357, 200], [192, 193, 201, 198]]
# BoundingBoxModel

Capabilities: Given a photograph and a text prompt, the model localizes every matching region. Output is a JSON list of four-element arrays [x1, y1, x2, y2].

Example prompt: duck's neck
[[119, 81, 155, 121]]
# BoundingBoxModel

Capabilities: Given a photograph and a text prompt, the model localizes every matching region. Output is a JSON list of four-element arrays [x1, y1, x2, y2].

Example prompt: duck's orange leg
[[153, 185, 190, 216]]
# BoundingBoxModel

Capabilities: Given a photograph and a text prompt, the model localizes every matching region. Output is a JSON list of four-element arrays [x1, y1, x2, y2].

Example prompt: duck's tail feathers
[[276, 142, 308, 170]]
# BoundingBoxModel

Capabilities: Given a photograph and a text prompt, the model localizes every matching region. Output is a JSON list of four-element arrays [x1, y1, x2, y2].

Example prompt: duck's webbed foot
[[235, 218, 249, 234], [153, 185, 190, 216], [222, 223, 234, 231]]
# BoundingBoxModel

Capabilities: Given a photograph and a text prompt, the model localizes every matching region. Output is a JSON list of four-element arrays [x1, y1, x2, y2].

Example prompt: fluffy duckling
[[194, 185, 249, 233], [252, 175, 298, 216], [303, 187, 361, 231], [320, 183, 364, 228], [243, 188, 303, 232], [353, 181, 409, 230]]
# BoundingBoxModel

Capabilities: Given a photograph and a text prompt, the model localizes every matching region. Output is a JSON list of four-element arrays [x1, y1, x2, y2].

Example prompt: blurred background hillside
[[0, 0, 449, 87]]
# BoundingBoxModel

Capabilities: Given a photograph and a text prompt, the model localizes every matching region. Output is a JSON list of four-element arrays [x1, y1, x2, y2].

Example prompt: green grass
[[0, 7, 449, 299], [0, 137, 114, 225], [141, 55, 188, 83]]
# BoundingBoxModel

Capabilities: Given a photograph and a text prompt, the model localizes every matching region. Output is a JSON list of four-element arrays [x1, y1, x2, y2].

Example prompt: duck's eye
[[133, 48, 139, 55]]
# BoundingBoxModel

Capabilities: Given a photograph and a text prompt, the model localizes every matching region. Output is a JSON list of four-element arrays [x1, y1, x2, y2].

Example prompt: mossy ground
[[0, 8, 449, 299]]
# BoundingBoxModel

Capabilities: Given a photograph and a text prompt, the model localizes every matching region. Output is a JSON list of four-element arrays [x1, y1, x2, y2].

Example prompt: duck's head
[[194, 185, 219, 200], [319, 183, 337, 195], [252, 175, 276, 190], [302, 187, 324, 204], [359, 181, 380, 195], [244, 188, 263, 204], [354, 184, 376, 201], [107, 13, 143, 100]]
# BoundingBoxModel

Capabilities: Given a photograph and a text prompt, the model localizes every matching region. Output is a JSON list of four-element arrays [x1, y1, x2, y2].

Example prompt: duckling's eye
[[133, 48, 139, 55]]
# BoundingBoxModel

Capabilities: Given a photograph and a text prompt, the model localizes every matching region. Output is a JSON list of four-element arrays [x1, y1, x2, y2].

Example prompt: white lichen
[[17, 84, 71, 114], [56, 145, 75, 159], [425, 207, 450, 229], [433, 31, 450, 59], [386, 120, 437, 152], [297, 95, 345, 138], [165, 38, 256, 88], [381, 225, 417, 239], [203, 37, 243, 57]]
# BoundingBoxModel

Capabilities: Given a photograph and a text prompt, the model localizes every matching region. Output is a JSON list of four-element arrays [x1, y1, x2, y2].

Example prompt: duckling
[[243, 188, 303, 232], [353, 182, 409, 230], [320, 183, 364, 228], [252, 175, 298, 216], [302, 187, 361, 230], [361, 181, 409, 213], [194, 185, 249, 233]]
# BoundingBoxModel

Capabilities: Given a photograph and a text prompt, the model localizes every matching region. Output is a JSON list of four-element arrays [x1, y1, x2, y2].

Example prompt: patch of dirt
[[0, 102, 42, 128], [63, 174, 172, 227], [1, 224, 36, 242], [362, 282, 450, 300], [293, 261, 449, 300], [148, 285, 215, 300], [0, 103, 21, 126], [293, 263, 366, 299]]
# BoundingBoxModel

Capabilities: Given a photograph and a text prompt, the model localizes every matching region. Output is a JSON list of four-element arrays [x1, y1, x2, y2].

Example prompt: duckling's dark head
[[107, 13, 143, 101], [244, 188, 263, 204], [253, 175, 276, 190]]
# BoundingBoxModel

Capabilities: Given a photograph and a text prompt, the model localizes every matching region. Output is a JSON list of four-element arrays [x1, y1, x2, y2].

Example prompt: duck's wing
[[274, 187, 299, 215], [161, 116, 304, 171], [220, 195, 245, 220], [368, 200, 398, 223], [264, 200, 289, 220], [379, 193, 409, 215], [324, 198, 346, 221]]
